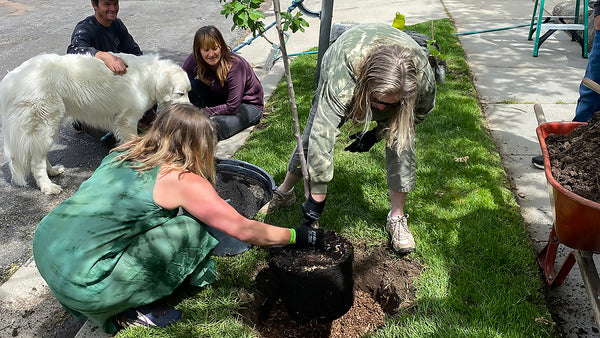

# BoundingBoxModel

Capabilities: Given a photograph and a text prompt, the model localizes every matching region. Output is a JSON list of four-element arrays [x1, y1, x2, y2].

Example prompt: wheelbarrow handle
[[582, 78, 600, 95], [534, 103, 547, 126]]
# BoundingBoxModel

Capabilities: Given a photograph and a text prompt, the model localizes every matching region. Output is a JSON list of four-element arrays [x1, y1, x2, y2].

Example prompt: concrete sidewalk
[[1, 0, 598, 337], [446, 1, 597, 337]]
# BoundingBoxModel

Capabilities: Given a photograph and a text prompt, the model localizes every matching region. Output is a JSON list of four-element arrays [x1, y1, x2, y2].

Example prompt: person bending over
[[265, 23, 436, 255]]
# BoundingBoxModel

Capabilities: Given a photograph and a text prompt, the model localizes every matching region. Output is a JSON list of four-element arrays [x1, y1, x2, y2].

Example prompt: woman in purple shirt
[[183, 26, 264, 140]]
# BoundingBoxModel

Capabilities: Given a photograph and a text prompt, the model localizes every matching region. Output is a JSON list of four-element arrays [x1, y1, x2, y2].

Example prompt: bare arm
[[153, 169, 293, 246], [95, 51, 128, 75]]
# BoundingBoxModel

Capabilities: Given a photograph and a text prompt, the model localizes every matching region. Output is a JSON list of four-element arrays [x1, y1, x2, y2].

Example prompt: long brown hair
[[113, 103, 218, 184], [349, 43, 419, 154], [193, 25, 234, 87]]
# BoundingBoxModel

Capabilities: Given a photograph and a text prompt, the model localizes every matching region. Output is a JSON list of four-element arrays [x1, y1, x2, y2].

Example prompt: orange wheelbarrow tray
[[536, 120, 600, 329], [536, 121, 600, 253]]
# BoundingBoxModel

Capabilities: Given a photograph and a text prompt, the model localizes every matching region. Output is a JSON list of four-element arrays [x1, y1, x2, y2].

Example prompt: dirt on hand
[[545, 111, 600, 203]]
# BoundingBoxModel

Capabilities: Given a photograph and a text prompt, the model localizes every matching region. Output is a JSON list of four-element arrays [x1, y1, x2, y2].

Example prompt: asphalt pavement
[[1, 0, 599, 337]]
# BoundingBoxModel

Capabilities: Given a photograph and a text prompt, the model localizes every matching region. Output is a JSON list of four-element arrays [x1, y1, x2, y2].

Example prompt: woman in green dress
[[33, 103, 322, 334]]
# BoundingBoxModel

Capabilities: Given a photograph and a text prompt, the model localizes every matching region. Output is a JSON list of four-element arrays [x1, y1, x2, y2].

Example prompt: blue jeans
[[574, 29, 600, 122], [189, 79, 263, 140]]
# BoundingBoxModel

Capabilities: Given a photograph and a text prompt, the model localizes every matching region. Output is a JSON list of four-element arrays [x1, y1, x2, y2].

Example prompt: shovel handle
[[534, 103, 547, 126], [535, 78, 600, 127], [582, 78, 600, 95]]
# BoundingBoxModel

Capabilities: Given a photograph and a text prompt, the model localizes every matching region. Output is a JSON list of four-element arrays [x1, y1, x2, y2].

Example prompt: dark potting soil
[[215, 171, 270, 218], [545, 111, 600, 204], [269, 231, 348, 272]]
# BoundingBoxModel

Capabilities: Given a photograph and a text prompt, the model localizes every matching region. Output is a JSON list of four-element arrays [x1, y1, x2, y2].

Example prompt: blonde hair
[[193, 25, 233, 87], [112, 103, 218, 184], [349, 44, 420, 153]]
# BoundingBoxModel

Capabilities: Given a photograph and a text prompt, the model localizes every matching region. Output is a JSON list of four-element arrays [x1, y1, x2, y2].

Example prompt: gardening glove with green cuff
[[302, 195, 326, 222], [293, 222, 324, 247]]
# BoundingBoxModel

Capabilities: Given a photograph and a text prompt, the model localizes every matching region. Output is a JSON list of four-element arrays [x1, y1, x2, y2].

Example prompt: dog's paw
[[41, 183, 62, 195], [47, 165, 65, 177]]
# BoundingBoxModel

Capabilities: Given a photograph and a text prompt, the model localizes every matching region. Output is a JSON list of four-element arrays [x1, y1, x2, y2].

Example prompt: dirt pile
[[546, 111, 600, 203], [238, 242, 423, 337]]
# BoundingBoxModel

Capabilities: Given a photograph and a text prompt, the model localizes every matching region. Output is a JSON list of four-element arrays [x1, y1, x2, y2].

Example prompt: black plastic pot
[[269, 232, 354, 323], [210, 159, 275, 256]]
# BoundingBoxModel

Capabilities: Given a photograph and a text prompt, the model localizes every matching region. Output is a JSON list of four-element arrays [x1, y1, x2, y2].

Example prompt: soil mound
[[238, 242, 423, 337], [546, 111, 600, 203]]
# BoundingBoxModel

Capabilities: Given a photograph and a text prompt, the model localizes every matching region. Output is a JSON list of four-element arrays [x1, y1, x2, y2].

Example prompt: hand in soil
[[293, 222, 325, 247]]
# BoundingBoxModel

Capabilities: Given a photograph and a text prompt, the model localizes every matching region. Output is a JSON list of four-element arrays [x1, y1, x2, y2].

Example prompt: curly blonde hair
[[349, 43, 420, 153], [113, 103, 218, 184]]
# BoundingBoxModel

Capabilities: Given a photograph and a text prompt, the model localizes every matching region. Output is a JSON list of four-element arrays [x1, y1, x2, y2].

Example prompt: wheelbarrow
[[534, 102, 600, 329]]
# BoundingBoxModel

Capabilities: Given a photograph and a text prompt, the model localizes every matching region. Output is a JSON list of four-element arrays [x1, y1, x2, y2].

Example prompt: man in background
[[67, 0, 154, 141]]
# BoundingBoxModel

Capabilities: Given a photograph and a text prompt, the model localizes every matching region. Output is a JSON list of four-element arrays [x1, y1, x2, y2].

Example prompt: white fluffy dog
[[0, 53, 191, 194]]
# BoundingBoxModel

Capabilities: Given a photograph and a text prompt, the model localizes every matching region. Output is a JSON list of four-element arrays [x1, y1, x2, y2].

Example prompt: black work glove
[[344, 129, 379, 152], [294, 222, 324, 247], [302, 195, 326, 222]]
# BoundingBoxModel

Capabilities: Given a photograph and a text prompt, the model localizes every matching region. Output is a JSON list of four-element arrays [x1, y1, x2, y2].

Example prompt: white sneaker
[[386, 214, 415, 254]]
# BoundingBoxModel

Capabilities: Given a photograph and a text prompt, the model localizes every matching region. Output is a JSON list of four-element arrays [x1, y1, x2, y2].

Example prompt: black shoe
[[532, 155, 544, 169], [115, 302, 182, 329]]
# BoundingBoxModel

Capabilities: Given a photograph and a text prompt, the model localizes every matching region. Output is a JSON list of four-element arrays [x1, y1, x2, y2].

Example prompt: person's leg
[[389, 189, 408, 217], [266, 171, 301, 213], [211, 104, 263, 140], [54, 215, 217, 334], [265, 102, 317, 213], [533, 30, 600, 168], [385, 144, 416, 254], [278, 171, 302, 193], [574, 29, 600, 122]]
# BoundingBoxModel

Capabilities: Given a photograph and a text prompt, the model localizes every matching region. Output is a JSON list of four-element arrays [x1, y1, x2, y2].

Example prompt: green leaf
[[233, 2, 246, 11], [249, 0, 265, 9], [248, 9, 265, 21]]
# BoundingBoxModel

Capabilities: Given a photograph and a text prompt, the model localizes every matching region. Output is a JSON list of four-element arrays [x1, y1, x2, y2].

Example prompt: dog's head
[[155, 60, 191, 107]]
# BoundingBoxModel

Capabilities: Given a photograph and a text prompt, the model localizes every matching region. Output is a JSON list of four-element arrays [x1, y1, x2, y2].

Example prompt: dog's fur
[[0, 53, 191, 194]]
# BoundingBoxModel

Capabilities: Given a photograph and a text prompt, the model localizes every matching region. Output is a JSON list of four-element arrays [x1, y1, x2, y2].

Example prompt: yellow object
[[392, 12, 405, 30]]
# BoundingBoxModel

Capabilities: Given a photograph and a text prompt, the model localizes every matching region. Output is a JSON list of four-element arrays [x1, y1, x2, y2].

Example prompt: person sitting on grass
[[33, 103, 322, 334], [264, 23, 436, 255], [182, 25, 264, 141]]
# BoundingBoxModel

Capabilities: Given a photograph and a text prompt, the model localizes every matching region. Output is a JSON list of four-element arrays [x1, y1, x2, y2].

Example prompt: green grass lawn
[[116, 19, 559, 337]]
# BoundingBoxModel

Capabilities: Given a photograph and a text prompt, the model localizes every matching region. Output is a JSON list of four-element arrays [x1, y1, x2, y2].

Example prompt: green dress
[[33, 152, 218, 334]]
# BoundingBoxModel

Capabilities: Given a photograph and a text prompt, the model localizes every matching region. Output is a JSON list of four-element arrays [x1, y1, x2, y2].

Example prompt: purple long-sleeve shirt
[[182, 53, 263, 116]]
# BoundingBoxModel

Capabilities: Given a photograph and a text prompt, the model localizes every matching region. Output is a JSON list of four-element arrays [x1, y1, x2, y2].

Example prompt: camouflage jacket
[[303, 23, 436, 194]]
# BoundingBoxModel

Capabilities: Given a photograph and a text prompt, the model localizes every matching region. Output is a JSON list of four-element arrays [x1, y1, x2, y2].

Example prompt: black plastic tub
[[209, 159, 276, 256], [269, 232, 354, 323]]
